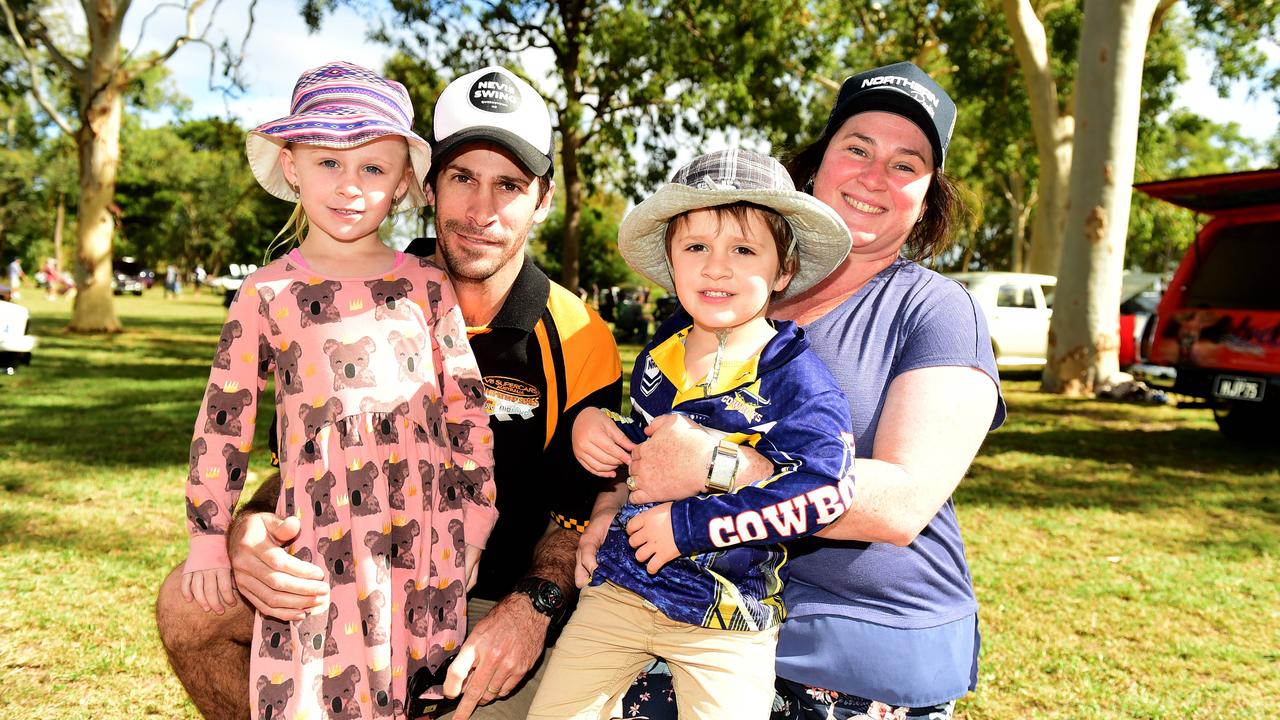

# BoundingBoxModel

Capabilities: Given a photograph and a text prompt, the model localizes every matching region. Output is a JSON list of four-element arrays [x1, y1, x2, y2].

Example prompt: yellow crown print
[[348, 298, 364, 312], [222, 380, 240, 393], [344, 622, 357, 636], [204, 467, 221, 480]]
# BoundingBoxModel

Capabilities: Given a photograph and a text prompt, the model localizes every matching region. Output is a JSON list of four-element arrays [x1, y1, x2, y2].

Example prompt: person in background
[[6, 258, 25, 299]]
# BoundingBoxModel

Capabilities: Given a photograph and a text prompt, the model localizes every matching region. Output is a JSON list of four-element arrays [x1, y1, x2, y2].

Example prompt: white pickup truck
[[0, 299, 36, 374]]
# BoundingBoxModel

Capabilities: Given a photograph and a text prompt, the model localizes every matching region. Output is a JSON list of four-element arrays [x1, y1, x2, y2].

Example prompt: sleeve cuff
[[462, 504, 499, 549], [185, 534, 231, 573]]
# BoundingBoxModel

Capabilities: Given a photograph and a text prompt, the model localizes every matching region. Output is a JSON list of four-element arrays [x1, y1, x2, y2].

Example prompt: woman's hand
[[572, 407, 636, 477]]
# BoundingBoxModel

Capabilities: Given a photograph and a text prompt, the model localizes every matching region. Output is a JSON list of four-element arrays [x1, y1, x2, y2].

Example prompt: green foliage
[[531, 193, 641, 291], [114, 116, 293, 274]]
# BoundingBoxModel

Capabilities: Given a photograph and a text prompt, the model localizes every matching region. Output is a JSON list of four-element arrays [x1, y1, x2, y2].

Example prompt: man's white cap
[[431, 66, 554, 177]]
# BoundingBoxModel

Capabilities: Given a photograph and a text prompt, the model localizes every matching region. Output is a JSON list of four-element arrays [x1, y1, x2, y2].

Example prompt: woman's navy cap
[[823, 61, 956, 169]]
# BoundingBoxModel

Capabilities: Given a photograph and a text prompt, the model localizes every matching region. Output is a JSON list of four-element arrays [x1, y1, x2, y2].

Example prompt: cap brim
[[430, 127, 553, 179], [245, 114, 432, 209], [617, 186, 851, 299], [828, 90, 944, 169]]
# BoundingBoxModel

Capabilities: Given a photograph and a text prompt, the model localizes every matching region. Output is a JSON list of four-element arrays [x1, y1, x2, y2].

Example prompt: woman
[[602, 61, 1006, 719]]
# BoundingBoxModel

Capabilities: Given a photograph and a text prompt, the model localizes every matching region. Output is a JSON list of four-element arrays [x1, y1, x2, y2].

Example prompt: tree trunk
[[1004, 169, 1032, 272], [54, 194, 65, 269], [559, 127, 583, 294], [1003, 0, 1074, 277], [69, 85, 123, 332], [68, 0, 125, 332], [1041, 0, 1158, 394]]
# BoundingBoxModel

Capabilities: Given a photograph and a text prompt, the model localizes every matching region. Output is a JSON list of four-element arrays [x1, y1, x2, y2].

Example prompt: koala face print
[[457, 375, 486, 410], [258, 616, 292, 661], [222, 443, 250, 494], [323, 337, 377, 391], [315, 664, 363, 720], [288, 279, 343, 327], [447, 518, 466, 568], [446, 419, 476, 455], [390, 519, 420, 570], [258, 285, 282, 335], [365, 277, 414, 320], [425, 279, 443, 322], [387, 330, 428, 382], [296, 398, 343, 463], [367, 663, 402, 718], [203, 384, 253, 437], [345, 461, 382, 517], [187, 437, 207, 485], [384, 457, 410, 510], [186, 496, 221, 534], [438, 463, 492, 512], [304, 471, 340, 527], [371, 402, 409, 446], [357, 589, 387, 647], [274, 341, 304, 396], [213, 320, 243, 370], [295, 602, 338, 662], [421, 394, 447, 446], [255, 675, 293, 720], [317, 530, 356, 586], [256, 335, 274, 383], [363, 529, 392, 584]]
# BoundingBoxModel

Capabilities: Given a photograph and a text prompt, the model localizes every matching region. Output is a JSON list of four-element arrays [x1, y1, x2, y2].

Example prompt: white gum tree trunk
[[1041, 0, 1159, 394], [1003, 0, 1074, 277]]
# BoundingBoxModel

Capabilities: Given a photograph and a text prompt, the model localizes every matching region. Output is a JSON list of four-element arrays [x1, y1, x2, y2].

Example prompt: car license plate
[[1213, 375, 1265, 402]]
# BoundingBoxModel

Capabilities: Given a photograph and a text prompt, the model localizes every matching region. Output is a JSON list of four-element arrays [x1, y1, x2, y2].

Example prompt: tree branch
[[128, 0, 214, 78], [0, 0, 75, 136], [28, 21, 81, 75]]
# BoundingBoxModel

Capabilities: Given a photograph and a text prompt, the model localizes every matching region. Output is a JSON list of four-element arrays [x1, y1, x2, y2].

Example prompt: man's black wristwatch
[[512, 577, 567, 623]]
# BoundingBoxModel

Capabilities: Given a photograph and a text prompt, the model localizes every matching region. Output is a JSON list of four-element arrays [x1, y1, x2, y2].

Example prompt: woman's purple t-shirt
[[775, 258, 1006, 705]]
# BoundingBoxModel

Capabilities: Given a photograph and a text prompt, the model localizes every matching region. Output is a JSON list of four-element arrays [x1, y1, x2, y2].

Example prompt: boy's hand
[[575, 506, 619, 588], [626, 502, 679, 575], [464, 544, 483, 593], [181, 567, 238, 614], [572, 407, 636, 477]]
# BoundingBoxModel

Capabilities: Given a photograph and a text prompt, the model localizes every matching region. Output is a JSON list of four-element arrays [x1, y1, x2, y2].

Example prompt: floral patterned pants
[[612, 667, 956, 720]]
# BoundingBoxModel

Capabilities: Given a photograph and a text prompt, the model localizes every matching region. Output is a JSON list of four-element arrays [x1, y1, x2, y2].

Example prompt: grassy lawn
[[1, 293, 1277, 719]]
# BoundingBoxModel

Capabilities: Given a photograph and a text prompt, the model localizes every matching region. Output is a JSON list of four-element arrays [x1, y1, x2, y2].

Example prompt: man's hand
[[442, 594, 549, 720], [228, 512, 329, 621], [180, 566, 238, 614], [626, 502, 679, 575], [627, 414, 716, 504], [575, 506, 618, 588], [572, 407, 636, 477]]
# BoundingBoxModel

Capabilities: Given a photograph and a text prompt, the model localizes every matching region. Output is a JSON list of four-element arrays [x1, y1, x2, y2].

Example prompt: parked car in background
[[210, 263, 258, 308], [0, 299, 36, 374], [1135, 168, 1280, 441], [948, 271, 1167, 371], [947, 271, 1056, 369], [112, 257, 149, 295]]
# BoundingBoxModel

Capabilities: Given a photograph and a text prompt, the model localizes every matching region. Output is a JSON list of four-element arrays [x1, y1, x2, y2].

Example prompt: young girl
[[181, 61, 496, 720], [528, 148, 856, 719]]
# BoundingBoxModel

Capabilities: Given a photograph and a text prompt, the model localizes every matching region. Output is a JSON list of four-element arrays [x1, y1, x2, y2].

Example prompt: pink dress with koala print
[[184, 249, 497, 720]]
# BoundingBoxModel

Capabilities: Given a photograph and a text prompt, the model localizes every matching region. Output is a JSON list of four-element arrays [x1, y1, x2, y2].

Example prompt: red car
[[1135, 168, 1280, 441]]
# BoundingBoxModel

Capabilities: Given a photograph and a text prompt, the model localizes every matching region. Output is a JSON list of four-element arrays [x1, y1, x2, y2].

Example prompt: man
[[155, 65, 622, 720]]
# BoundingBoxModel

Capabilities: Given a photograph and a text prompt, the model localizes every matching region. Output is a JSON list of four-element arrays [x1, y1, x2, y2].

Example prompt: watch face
[[537, 581, 564, 610]]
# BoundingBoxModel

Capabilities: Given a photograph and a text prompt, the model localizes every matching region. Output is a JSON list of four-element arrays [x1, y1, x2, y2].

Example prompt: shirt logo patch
[[483, 376, 540, 421], [721, 385, 769, 424], [640, 356, 662, 397]]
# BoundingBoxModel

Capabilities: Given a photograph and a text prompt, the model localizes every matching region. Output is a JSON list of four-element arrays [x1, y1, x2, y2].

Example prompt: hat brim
[[430, 127, 553, 179], [246, 113, 432, 209], [827, 90, 945, 169], [617, 186, 851, 299]]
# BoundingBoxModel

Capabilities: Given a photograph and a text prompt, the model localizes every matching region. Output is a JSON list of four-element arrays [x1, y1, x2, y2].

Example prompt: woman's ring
[[625, 476, 638, 491]]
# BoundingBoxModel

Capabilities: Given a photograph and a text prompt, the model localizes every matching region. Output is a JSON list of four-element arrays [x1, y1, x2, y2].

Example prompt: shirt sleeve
[[434, 273, 499, 549], [185, 277, 271, 572], [667, 385, 856, 556]]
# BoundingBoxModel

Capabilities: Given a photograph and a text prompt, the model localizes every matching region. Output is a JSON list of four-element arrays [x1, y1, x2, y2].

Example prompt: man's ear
[[279, 147, 298, 188], [531, 179, 556, 225], [423, 181, 436, 208]]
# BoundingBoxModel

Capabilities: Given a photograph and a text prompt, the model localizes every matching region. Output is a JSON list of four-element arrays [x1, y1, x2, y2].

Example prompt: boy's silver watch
[[705, 440, 740, 493]]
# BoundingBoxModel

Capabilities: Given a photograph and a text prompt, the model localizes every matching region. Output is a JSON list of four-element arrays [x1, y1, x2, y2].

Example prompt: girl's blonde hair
[[264, 202, 309, 266]]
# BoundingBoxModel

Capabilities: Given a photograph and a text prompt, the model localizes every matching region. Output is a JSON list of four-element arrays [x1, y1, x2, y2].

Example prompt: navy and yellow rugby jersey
[[271, 241, 622, 601], [592, 311, 855, 631]]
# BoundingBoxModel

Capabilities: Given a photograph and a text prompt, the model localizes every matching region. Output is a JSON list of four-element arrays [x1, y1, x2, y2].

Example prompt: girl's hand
[[572, 407, 636, 477], [181, 567, 238, 614], [464, 544, 483, 593], [626, 502, 679, 575], [575, 506, 619, 588]]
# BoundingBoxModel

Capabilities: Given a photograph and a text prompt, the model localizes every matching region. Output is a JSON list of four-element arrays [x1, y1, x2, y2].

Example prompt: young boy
[[527, 148, 857, 719]]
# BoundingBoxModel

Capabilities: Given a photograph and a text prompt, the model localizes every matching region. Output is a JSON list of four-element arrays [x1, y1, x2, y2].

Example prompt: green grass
[[1, 294, 1277, 719]]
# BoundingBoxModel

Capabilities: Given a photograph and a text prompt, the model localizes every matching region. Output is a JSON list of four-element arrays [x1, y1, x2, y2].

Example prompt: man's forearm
[[228, 473, 280, 541], [524, 521, 580, 598]]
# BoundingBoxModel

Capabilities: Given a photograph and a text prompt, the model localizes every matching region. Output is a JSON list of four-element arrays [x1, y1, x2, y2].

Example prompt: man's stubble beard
[[435, 217, 531, 283]]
